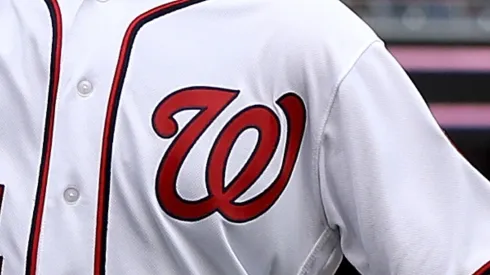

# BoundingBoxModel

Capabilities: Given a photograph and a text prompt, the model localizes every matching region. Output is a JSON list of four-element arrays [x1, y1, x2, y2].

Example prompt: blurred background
[[337, 0, 490, 273]]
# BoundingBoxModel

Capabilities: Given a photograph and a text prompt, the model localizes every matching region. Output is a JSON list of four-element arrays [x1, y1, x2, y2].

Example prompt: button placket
[[63, 187, 80, 204], [77, 79, 93, 97]]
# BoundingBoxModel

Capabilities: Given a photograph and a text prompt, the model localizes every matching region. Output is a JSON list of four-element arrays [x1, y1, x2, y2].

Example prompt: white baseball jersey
[[1, 0, 490, 274]]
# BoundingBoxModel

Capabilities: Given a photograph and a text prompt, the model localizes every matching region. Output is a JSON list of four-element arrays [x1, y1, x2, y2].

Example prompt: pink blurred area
[[429, 104, 490, 128], [388, 45, 490, 128], [389, 46, 490, 71]]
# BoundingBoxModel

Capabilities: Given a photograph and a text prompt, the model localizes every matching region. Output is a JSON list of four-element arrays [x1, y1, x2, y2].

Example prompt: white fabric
[[0, 0, 489, 274], [320, 41, 490, 274]]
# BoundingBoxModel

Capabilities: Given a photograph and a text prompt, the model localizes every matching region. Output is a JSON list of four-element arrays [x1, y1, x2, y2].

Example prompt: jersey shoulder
[[261, 0, 383, 84], [275, 0, 381, 58]]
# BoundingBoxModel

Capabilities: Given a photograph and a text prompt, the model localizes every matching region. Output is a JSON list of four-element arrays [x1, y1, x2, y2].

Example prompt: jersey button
[[77, 79, 93, 97], [63, 187, 80, 204]]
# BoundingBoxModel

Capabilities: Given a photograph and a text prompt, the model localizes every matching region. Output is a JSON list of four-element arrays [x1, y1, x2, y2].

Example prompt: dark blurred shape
[[344, 0, 490, 19], [336, 258, 359, 274], [342, 0, 490, 44]]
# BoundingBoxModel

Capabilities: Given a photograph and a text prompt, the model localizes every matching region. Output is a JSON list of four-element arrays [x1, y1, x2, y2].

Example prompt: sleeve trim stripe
[[474, 261, 490, 275]]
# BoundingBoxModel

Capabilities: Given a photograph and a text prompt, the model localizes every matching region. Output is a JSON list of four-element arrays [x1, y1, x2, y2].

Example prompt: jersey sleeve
[[318, 40, 490, 275]]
